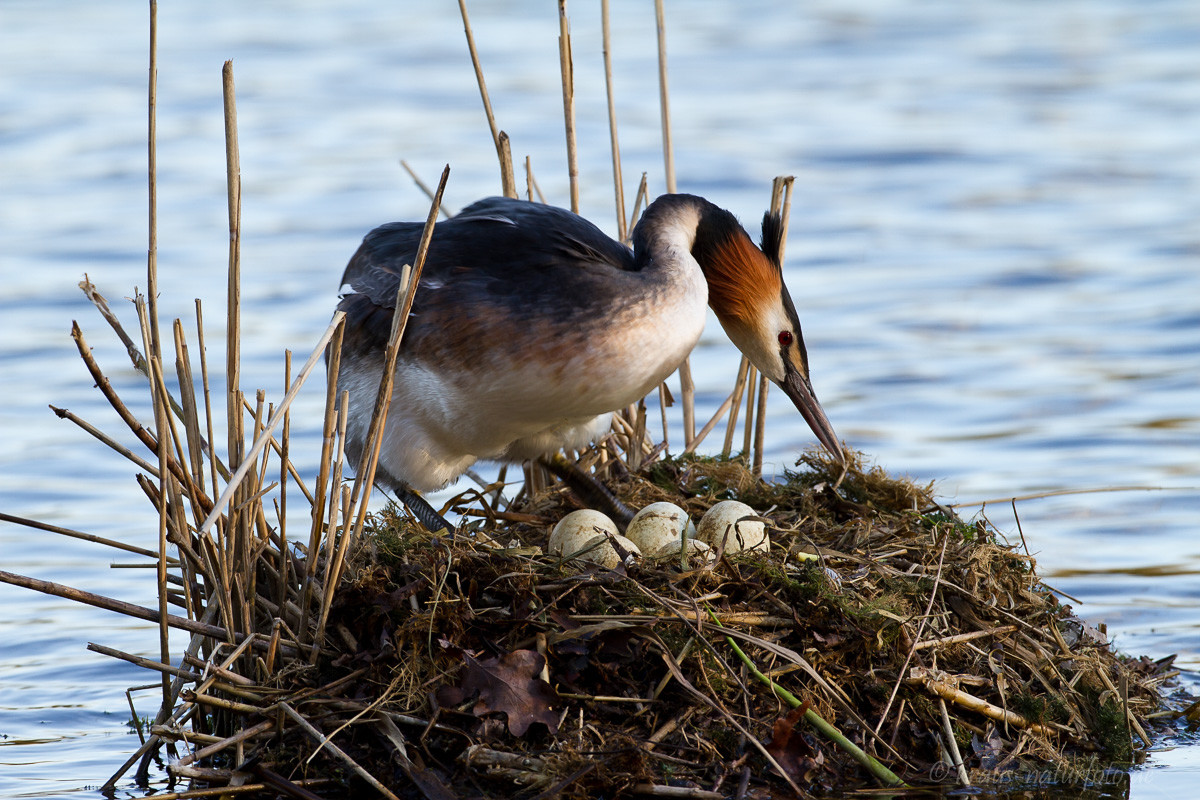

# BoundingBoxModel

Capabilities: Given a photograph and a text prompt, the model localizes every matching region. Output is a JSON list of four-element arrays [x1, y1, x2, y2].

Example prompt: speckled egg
[[549, 510, 639, 568], [561, 533, 642, 568], [697, 500, 769, 553], [549, 509, 618, 555], [625, 501, 694, 554]]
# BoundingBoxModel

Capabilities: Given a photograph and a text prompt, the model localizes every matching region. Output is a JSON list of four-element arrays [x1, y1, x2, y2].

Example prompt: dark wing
[[337, 197, 636, 357]]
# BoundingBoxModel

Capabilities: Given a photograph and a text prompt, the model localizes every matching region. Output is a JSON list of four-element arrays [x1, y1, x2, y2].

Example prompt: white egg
[[560, 533, 642, 569], [549, 509, 618, 555], [697, 500, 770, 554], [651, 537, 715, 564], [625, 501, 694, 554], [548, 510, 639, 568]]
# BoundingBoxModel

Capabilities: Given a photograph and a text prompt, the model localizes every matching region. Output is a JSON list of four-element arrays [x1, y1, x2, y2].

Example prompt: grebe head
[[692, 204, 844, 464]]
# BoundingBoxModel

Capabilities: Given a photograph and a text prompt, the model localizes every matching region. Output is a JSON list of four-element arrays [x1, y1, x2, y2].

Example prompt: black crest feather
[[759, 210, 785, 269]]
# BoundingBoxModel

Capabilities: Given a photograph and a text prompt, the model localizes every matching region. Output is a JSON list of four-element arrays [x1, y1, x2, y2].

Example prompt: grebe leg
[[538, 454, 635, 531]]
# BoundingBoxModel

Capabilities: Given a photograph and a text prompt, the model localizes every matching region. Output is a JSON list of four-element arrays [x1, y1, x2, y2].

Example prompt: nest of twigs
[[125, 450, 1171, 800]]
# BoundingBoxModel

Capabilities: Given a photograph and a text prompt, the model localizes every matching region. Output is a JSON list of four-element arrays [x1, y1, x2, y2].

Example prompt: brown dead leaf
[[765, 706, 823, 785], [440, 650, 560, 736]]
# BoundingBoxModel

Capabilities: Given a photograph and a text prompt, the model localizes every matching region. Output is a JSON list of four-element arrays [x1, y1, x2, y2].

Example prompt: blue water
[[2, 1, 1198, 797]]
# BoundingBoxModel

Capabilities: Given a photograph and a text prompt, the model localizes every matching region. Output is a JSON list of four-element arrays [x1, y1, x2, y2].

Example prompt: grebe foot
[[395, 485, 455, 537]]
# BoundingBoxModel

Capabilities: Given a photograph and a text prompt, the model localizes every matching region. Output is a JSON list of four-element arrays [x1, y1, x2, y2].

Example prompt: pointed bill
[[780, 370, 844, 465]]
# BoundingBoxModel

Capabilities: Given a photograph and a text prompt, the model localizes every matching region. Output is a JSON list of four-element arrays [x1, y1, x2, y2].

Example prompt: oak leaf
[[441, 650, 560, 736]]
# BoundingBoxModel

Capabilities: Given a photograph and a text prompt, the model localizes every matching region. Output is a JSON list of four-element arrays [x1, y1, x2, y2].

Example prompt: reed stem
[[458, 0, 516, 197], [600, 0, 627, 240], [558, 0, 579, 213]]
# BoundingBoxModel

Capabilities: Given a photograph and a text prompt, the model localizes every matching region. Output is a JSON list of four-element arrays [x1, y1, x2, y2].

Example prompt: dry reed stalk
[[625, 400, 647, 472], [0, 511, 164, 560], [346, 167, 449, 542], [525, 154, 549, 203], [458, 0, 516, 198], [143, 780, 331, 800], [769, 175, 795, 262], [313, 404, 348, 633], [0, 569, 243, 643], [498, 131, 517, 198], [69, 323, 162, 467], [558, 0, 579, 213], [134, 302, 184, 470], [600, 0, 627, 240], [174, 320, 205, 489], [913, 625, 1018, 650], [79, 277, 145, 366], [137, 269, 175, 718], [146, 0, 161, 360], [908, 667, 1057, 737], [657, 383, 671, 448], [654, 0, 675, 195], [313, 483, 353, 657], [48, 404, 160, 476], [222, 60, 242, 473], [629, 171, 649, 231], [399, 159, 452, 218], [301, 345, 343, 643], [195, 300, 224, 496], [103, 735, 164, 796], [278, 353, 291, 615], [740, 363, 758, 457], [743, 179, 799, 474], [720, 357, 750, 457], [88, 642, 200, 681], [676, 366, 696, 451], [681, 391, 735, 456], [176, 720, 276, 767], [752, 372, 768, 476]]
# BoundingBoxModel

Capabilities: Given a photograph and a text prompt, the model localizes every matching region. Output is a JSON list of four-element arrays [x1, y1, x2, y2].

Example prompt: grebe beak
[[781, 368, 844, 465]]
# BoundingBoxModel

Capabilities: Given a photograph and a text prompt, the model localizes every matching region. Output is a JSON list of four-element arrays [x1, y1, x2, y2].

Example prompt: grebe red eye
[[778, 330, 794, 347]]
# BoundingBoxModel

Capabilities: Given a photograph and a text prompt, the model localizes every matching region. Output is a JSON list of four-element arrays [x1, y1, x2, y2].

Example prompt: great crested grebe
[[335, 194, 843, 531]]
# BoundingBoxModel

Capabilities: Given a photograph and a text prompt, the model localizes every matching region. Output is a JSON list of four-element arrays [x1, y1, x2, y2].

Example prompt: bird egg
[[697, 500, 769, 553], [560, 533, 641, 569], [549, 510, 639, 568], [625, 501, 694, 554], [651, 537, 715, 564], [549, 509, 618, 555]]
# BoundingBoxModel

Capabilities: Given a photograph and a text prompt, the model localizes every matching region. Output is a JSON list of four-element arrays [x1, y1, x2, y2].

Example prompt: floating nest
[[123, 449, 1174, 799]]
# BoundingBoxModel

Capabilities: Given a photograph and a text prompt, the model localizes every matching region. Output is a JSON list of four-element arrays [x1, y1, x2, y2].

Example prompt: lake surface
[[1, 1, 1198, 797]]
